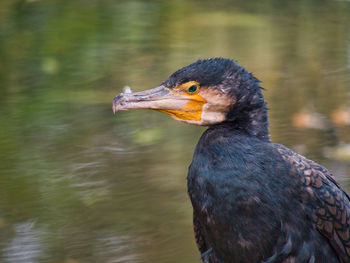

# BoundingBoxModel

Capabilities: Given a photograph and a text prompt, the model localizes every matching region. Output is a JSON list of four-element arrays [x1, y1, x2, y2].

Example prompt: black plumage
[[113, 58, 350, 263], [189, 124, 350, 262]]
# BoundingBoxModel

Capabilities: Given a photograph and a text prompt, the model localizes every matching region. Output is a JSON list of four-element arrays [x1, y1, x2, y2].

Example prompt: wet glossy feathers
[[277, 146, 350, 262], [188, 124, 350, 263]]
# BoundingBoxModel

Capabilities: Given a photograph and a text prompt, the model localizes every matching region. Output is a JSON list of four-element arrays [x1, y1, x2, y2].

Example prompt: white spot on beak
[[123, 86, 132, 94]]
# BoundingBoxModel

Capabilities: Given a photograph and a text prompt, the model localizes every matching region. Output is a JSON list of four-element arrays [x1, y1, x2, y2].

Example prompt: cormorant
[[112, 58, 350, 263]]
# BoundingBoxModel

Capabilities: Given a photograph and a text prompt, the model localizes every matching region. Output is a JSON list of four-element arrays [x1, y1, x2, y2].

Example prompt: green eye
[[188, 85, 198, 93]]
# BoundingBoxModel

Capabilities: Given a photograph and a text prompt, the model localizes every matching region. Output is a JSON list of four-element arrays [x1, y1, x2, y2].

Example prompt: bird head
[[112, 58, 267, 128]]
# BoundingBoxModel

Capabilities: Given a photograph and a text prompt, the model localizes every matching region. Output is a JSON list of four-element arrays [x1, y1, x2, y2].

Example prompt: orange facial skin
[[156, 81, 207, 122]]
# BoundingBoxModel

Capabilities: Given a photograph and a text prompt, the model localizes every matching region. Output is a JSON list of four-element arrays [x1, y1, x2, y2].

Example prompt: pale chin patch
[[199, 103, 227, 125], [195, 87, 233, 126], [200, 109, 227, 125]]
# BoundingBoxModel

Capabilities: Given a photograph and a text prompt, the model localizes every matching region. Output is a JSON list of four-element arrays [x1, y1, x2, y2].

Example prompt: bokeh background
[[1, 0, 350, 262]]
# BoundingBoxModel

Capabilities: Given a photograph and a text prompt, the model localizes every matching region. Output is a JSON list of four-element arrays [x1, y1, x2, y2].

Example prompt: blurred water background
[[1, 0, 350, 262]]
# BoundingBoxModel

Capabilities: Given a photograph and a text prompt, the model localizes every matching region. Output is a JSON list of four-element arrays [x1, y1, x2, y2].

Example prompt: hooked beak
[[112, 85, 208, 124], [112, 86, 190, 114]]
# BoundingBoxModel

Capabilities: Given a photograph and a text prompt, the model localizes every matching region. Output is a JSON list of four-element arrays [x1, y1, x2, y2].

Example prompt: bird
[[112, 58, 350, 263]]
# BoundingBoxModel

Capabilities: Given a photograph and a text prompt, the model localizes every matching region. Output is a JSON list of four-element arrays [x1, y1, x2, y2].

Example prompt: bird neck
[[224, 93, 270, 142]]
